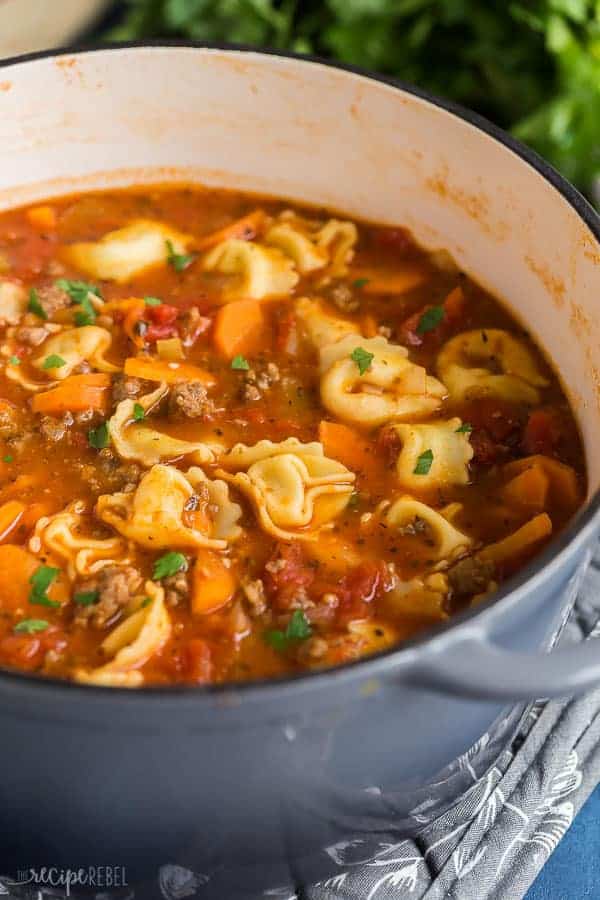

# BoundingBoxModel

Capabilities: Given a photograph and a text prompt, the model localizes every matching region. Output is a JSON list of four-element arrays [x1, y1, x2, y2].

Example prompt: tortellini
[[202, 238, 298, 301], [63, 219, 193, 283], [320, 335, 446, 428], [0, 280, 26, 325], [437, 329, 549, 404], [264, 212, 358, 277], [96, 464, 242, 551], [109, 384, 216, 467], [295, 297, 360, 349], [390, 418, 473, 491], [30, 501, 130, 580], [385, 497, 473, 562], [75, 581, 171, 687], [31, 326, 118, 378], [217, 438, 355, 541]]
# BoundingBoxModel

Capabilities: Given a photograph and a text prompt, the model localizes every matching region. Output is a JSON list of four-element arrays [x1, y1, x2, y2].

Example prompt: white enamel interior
[[0, 46, 598, 494]]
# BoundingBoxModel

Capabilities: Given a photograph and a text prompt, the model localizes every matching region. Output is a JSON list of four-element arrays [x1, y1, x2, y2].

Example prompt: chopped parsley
[[264, 610, 312, 652], [141, 596, 153, 608], [27, 288, 47, 320], [416, 305, 445, 335], [42, 354, 66, 370], [2, 454, 13, 463], [413, 448, 434, 476], [165, 240, 195, 272], [14, 619, 49, 634], [8, 355, 20, 366], [56, 279, 102, 327], [88, 421, 110, 450], [153, 551, 188, 580], [74, 295, 97, 327], [28, 565, 61, 608], [352, 278, 370, 289], [350, 346, 374, 376], [455, 422, 473, 434], [231, 354, 250, 371], [133, 403, 145, 421], [144, 296, 162, 306], [73, 590, 99, 607]]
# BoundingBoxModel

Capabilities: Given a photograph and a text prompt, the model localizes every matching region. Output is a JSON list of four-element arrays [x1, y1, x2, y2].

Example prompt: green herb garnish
[[165, 240, 195, 272], [141, 596, 153, 608], [350, 346, 374, 376], [144, 296, 162, 306], [231, 354, 250, 371], [456, 422, 473, 433], [2, 454, 13, 463], [27, 288, 47, 320], [56, 279, 101, 326], [264, 610, 312, 652], [152, 551, 188, 580], [74, 295, 97, 327], [74, 590, 99, 606], [8, 355, 20, 366], [413, 449, 434, 476], [88, 422, 110, 450], [14, 618, 49, 634], [133, 403, 145, 421], [29, 565, 61, 608], [42, 354, 66, 370], [352, 278, 369, 289], [416, 305, 445, 335]]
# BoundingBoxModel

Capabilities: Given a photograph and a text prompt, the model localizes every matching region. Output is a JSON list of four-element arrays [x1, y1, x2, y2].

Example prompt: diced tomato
[[467, 398, 526, 466], [144, 303, 182, 342], [0, 225, 57, 278], [377, 425, 403, 467], [374, 227, 412, 254], [522, 409, 562, 457], [336, 561, 391, 625], [182, 638, 213, 684], [0, 626, 66, 672], [264, 543, 315, 611], [400, 285, 466, 347]]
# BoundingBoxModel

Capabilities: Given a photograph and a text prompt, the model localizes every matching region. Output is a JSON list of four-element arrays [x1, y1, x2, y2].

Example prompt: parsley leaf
[[144, 296, 162, 306], [74, 295, 97, 327], [42, 354, 66, 370], [413, 449, 434, 476], [231, 354, 250, 371], [456, 422, 473, 433], [29, 565, 61, 608], [416, 305, 445, 335], [141, 596, 153, 608], [56, 279, 102, 303], [14, 618, 49, 634], [28, 288, 47, 320], [352, 278, 369, 289], [165, 240, 195, 272], [350, 346, 374, 375], [8, 355, 20, 366], [264, 610, 312, 652], [152, 551, 188, 580], [74, 590, 99, 606], [88, 421, 110, 450], [133, 403, 145, 421], [2, 454, 13, 463]]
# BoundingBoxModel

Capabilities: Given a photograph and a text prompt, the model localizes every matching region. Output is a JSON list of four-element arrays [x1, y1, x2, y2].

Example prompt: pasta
[[390, 418, 474, 491]]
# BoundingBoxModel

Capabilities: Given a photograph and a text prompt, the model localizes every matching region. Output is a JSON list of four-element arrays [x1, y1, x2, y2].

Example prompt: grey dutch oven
[[0, 43, 599, 899]]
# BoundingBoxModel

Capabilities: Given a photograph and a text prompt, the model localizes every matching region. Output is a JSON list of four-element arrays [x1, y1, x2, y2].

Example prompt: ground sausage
[[169, 381, 215, 419], [35, 284, 71, 318], [447, 556, 495, 599], [39, 413, 73, 442], [74, 565, 143, 629], [111, 374, 149, 405]]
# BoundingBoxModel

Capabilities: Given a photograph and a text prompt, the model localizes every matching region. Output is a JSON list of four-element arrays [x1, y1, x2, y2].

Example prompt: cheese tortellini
[[385, 497, 473, 562], [32, 326, 118, 378], [30, 501, 130, 580], [109, 383, 216, 467], [437, 329, 549, 404], [0, 280, 26, 325], [390, 418, 473, 491], [63, 219, 193, 283], [264, 211, 358, 278], [320, 334, 446, 428], [202, 238, 298, 301], [217, 438, 355, 541], [96, 464, 242, 551], [75, 581, 171, 687], [295, 297, 360, 349]]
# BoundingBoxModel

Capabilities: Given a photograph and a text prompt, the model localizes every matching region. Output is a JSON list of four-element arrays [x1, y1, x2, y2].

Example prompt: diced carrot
[[479, 513, 552, 566], [124, 356, 216, 386], [196, 210, 266, 251], [122, 298, 146, 348], [19, 501, 54, 531], [319, 420, 378, 477], [350, 264, 428, 295], [504, 455, 580, 510], [26, 205, 57, 230], [213, 298, 266, 359], [0, 544, 66, 611], [501, 464, 549, 512], [31, 373, 112, 415], [191, 551, 237, 616], [360, 313, 379, 338], [0, 501, 25, 543], [443, 285, 466, 320]]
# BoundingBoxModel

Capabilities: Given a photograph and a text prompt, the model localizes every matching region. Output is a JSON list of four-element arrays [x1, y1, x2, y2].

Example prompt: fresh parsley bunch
[[108, 0, 600, 197]]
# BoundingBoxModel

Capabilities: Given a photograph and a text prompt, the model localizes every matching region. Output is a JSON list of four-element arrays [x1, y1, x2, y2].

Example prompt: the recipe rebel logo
[[0, 865, 128, 897]]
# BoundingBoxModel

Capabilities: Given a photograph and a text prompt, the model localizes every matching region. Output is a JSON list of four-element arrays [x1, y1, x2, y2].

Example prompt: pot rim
[[0, 40, 598, 704]]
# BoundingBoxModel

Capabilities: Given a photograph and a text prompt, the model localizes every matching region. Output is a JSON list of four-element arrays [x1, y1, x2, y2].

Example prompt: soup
[[0, 186, 585, 686]]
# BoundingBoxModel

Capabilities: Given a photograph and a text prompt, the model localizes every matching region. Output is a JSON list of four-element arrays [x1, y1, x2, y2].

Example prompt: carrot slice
[[213, 298, 266, 359], [501, 465, 549, 512], [196, 210, 266, 251], [31, 373, 112, 415], [124, 357, 216, 386], [360, 313, 379, 338], [0, 501, 25, 544], [503, 455, 580, 510], [319, 420, 378, 477], [351, 264, 429, 295], [0, 544, 66, 610], [26, 205, 57, 230], [191, 551, 237, 615], [479, 513, 552, 566]]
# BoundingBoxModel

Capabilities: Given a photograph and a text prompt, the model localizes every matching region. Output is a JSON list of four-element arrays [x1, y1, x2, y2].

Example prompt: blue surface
[[525, 783, 600, 899]]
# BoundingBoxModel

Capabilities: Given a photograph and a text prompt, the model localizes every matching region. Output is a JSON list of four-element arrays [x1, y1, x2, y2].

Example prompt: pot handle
[[412, 630, 600, 700]]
